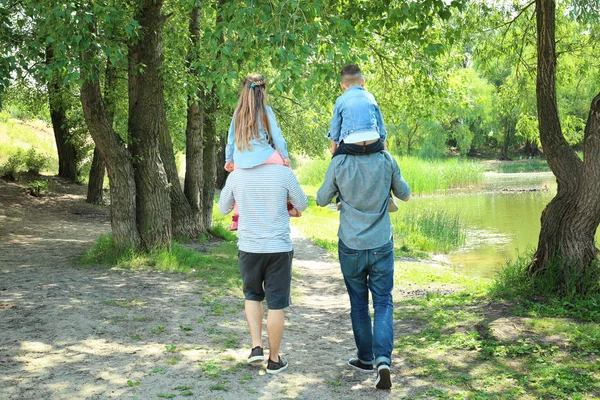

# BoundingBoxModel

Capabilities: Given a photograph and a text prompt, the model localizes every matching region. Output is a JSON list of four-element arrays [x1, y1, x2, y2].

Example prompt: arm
[[224, 117, 235, 167], [217, 175, 236, 215], [316, 160, 338, 206], [389, 154, 410, 201], [286, 170, 308, 211], [327, 100, 342, 144], [267, 107, 289, 159], [375, 104, 387, 141]]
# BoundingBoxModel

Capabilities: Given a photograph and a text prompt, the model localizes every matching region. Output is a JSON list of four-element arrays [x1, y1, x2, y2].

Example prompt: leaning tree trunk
[[128, 0, 172, 250], [46, 45, 78, 181], [80, 65, 141, 250], [183, 5, 205, 225], [87, 61, 115, 204], [86, 147, 106, 204], [531, 0, 600, 293]]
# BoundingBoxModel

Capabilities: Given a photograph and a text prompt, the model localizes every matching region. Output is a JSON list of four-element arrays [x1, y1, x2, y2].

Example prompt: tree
[[531, 0, 600, 293]]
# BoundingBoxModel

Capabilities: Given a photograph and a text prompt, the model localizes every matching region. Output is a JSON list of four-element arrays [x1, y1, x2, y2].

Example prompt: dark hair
[[340, 64, 362, 86], [341, 64, 361, 77]]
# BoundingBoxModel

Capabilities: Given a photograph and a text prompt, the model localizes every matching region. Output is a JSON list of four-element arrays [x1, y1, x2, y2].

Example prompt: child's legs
[[263, 151, 285, 166]]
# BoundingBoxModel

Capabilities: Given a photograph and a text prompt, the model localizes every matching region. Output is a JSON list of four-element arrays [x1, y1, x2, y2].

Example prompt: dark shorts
[[238, 250, 293, 310]]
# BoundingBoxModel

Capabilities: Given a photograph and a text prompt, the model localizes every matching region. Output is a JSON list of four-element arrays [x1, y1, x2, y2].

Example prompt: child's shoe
[[287, 202, 302, 217], [228, 215, 239, 231]]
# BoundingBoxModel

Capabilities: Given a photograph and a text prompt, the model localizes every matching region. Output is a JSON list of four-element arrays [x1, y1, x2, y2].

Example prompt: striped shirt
[[218, 164, 308, 253]]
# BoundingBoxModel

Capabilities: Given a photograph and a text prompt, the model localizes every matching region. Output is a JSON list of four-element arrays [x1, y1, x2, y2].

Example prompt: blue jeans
[[338, 238, 394, 367]]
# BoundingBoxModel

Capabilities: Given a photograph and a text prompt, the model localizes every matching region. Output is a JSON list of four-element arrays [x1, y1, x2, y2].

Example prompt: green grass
[[80, 233, 241, 294], [491, 158, 551, 173], [0, 118, 58, 174], [292, 190, 466, 257], [393, 291, 600, 399], [296, 155, 485, 196]]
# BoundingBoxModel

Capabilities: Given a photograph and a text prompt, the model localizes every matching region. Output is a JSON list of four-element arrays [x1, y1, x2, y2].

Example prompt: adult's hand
[[283, 157, 291, 167], [224, 162, 235, 172]]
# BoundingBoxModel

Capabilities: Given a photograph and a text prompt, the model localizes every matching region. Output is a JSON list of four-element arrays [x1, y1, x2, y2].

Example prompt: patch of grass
[[80, 233, 241, 294], [102, 298, 145, 308], [292, 194, 466, 256], [393, 291, 600, 399], [0, 119, 58, 174], [295, 155, 484, 196], [165, 356, 182, 365], [491, 158, 551, 173], [198, 360, 240, 378]]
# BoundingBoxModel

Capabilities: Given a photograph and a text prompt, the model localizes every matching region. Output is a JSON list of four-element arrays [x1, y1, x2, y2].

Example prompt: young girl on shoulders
[[224, 73, 301, 231]]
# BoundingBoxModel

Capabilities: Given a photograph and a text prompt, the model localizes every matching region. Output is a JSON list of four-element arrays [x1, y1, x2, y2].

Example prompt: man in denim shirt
[[316, 151, 410, 389]]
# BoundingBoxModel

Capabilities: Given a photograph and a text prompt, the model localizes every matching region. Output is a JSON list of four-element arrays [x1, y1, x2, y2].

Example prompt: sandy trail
[[1, 179, 425, 399]]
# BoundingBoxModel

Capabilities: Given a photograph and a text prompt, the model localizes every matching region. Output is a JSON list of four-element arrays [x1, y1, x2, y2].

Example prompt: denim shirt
[[328, 86, 387, 144], [316, 151, 410, 250], [225, 105, 289, 169]]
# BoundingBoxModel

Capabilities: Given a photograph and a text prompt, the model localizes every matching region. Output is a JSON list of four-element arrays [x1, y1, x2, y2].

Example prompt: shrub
[[27, 179, 49, 197], [0, 150, 25, 180], [24, 148, 50, 174], [0, 110, 10, 123]]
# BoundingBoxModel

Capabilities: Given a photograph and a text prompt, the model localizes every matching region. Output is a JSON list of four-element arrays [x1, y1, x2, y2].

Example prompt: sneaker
[[347, 358, 374, 373], [266, 356, 288, 375], [375, 363, 392, 389], [388, 196, 398, 212], [247, 346, 264, 364]]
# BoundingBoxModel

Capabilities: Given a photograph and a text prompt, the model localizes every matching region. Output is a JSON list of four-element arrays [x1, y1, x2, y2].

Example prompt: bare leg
[[266, 309, 284, 361], [245, 300, 263, 348]]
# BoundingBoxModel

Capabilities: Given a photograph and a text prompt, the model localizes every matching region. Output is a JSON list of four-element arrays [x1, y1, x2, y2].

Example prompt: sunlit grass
[[293, 186, 466, 257], [295, 155, 485, 196], [0, 118, 58, 174]]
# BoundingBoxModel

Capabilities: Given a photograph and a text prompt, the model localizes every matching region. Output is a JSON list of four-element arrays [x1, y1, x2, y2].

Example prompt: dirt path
[[0, 179, 427, 399]]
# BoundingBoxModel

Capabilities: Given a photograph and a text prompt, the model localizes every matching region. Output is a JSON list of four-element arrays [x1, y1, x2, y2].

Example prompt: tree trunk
[[184, 5, 204, 217], [86, 147, 106, 204], [531, 0, 600, 293], [87, 61, 115, 204], [202, 97, 218, 231], [46, 45, 78, 181], [80, 69, 141, 250], [215, 135, 227, 189], [128, 0, 172, 250]]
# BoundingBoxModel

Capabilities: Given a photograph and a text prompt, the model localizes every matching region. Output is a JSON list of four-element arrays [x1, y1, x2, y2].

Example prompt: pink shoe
[[228, 215, 239, 231]]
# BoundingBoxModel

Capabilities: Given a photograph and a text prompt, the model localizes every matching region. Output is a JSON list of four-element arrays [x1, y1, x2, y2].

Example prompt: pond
[[412, 172, 569, 278]]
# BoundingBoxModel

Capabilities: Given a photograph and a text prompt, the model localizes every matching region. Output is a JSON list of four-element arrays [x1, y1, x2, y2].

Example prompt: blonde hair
[[233, 73, 270, 151]]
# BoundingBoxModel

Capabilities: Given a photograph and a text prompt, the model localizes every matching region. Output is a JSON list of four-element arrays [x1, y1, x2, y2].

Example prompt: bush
[[24, 148, 50, 174], [0, 110, 10, 123], [0, 150, 25, 180], [27, 179, 49, 197]]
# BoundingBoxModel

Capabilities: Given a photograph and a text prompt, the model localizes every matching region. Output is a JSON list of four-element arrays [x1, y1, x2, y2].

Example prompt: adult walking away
[[316, 151, 410, 389], [218, 163, 307, 374]]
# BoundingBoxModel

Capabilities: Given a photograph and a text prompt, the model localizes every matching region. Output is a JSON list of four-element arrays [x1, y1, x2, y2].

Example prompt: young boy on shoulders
[[328, 64, 387, 156], [328, 64, 396, 211]]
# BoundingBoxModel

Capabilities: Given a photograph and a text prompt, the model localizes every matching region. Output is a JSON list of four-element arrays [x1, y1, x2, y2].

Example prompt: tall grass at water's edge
[[296, 155, 485, 196], [294, 156, 478, 255]]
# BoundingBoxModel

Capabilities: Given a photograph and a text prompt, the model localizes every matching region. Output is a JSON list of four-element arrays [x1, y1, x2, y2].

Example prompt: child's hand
[[224, 162, 235, 172], [283, 157, 291, 167]]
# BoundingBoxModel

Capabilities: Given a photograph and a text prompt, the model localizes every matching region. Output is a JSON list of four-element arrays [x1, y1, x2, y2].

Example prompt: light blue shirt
[[328, 86, 387, 144], [225, 105, 289, 169], [218, 164, 308, 253], [316, 152, 410, 250]]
